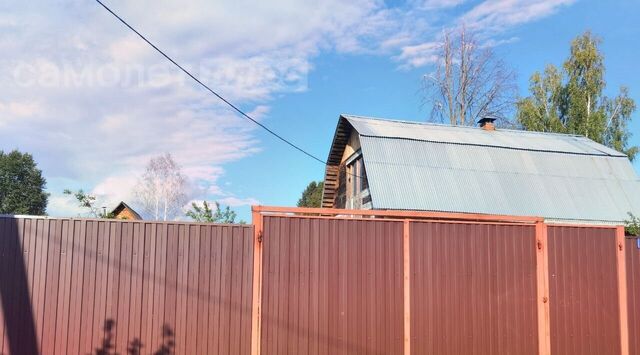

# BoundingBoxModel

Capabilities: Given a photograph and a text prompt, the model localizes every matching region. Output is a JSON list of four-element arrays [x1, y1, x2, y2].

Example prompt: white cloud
[[396, 41, 441, 68], [218, 197, 261, 207], [461, 0, 576, 33], [0, 0, 575, 218], [91, 174, 139, 207], [396, 0, 575, 69], [47, 194, 86, 218], [0, 100, 43, 128], [418, 0, 468, 10]]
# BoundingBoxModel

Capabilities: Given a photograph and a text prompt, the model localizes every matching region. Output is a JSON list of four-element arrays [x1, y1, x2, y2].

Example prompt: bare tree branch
[[422, 26, 517, 126]]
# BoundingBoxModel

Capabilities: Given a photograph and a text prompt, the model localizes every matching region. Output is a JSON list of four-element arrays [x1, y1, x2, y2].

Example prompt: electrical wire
[[94, 0, 326, 165], [93, 0, 368, 180]]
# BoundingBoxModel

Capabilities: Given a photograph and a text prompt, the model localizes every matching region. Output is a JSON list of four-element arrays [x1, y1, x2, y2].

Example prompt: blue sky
[[1, 0, 638, 221]]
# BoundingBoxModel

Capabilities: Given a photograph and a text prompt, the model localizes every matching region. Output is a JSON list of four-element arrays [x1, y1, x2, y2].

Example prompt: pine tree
[[297, 181, 324, 208]]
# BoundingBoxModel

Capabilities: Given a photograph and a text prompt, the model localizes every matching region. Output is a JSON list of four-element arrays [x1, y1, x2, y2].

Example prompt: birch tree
[[134, 153, 188, 221], [517, 31, 638, 161], [423, 26, 517, 126]]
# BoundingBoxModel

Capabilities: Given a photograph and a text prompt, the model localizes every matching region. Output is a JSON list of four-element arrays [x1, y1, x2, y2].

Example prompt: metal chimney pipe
[[478, 116, 497, 131]]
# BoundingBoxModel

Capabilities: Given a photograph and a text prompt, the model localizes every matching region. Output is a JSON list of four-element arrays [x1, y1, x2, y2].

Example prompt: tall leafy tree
[[516, 65, 564, 133], [603, 86, 638, 160], [517, 31, 638, 161], [0, 150, 48, 215], [563, 31, 607, 140], [297, 181, 324, 208]]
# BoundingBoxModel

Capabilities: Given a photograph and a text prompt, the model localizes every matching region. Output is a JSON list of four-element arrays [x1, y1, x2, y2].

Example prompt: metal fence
[[0, 208, 637, 355], [547, 226, 622, 355], [628, 236, 640, 355], [0, 217, 254, 355], [252, 207, 634, 355]]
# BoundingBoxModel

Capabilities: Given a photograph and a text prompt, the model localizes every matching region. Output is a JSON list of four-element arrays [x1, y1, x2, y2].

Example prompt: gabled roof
[[325, 114, 640, 224], [110, 201, 143, 220]]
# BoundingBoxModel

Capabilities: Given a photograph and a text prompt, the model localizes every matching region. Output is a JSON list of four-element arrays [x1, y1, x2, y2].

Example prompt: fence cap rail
[[0, 214, 252, 227], [251, 205, 543, 224]]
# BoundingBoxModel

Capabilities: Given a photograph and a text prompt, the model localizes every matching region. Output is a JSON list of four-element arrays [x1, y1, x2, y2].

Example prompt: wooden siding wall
[[0, 217, 253, 355]]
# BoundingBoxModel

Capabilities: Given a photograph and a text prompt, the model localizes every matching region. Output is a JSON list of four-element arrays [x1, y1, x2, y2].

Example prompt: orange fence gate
[[251, 206, 632, 355]]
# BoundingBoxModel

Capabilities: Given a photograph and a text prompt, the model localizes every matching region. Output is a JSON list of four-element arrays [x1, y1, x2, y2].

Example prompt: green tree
[[297, 181, 324, 208], [626, 213, 640, 236], [517, 31, 638, 161], [186, 201, 244, 224], [63, 189, 114, 218], [516, 65, 565, 133], [0, 150, 48, 215], [603, 87, 638, 160]]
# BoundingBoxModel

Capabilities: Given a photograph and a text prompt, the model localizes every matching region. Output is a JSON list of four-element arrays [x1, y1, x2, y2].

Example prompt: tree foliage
[[297, 181, 324, 208], [423, 26, 517, 126], [0, 150, 48, 215], [626, 213, 640, 236], [63, 189, 114, 218], [134, 153, 188, 221], [186, 201, 244, 224], [517, 31, 638, 160]]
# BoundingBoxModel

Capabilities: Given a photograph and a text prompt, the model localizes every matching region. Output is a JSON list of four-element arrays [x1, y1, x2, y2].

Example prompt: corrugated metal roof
[[344, 114, 626, 157], [343, 115, 640, 224]]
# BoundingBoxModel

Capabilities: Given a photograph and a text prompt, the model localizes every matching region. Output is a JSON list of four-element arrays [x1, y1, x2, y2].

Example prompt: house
[[110, 201, 143, 220], [322, 114, 640, 225]]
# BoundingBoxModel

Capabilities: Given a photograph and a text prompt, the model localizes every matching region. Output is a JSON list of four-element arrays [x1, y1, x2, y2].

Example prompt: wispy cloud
[[0, 0, 575, 217], [0, 0, 395, 216], [218, 196, 261, 207], [418, 0, 468, 10], [461, 0, 576, 32], [396, 41, 441, 69], [395, 0, 575, 69]]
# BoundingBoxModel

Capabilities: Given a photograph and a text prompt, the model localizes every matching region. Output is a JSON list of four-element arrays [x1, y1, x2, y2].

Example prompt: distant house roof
[[110, 201, 143, 220], [324, 114, 640, 224]]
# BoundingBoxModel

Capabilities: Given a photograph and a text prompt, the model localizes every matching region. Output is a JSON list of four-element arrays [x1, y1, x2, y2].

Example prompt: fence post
[[251, 209, 264, 355], [403, 220, 411, 355], [616, 226, 629, 355], [535, 222, 551, 355]]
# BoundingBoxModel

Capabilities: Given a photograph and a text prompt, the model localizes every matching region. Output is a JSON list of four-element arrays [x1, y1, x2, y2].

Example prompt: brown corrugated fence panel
[[260, 216, 404, 355], [410, 221, 538, 355], [627, 237, 640, 355], [0, 216, 253, 355], [547, 226, 620, 355]]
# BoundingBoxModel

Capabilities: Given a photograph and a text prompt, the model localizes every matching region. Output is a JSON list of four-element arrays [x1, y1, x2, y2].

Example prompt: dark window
[[348, 156, 368, 195], [360, 159, 368, 192]]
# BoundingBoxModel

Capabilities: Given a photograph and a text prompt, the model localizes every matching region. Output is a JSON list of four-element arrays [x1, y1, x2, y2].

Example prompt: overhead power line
[[93, 0, 368, 182], [93, 0, 327, 165]]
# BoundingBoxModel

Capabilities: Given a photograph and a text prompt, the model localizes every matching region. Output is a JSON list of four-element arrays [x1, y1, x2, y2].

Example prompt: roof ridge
[[360, 134, 626, 157], [341, 113, 587, 139]]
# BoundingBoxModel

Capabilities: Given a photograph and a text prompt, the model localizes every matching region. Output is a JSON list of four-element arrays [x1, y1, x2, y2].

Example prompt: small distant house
[[322, 114, 640, 225], [110, 201, 142, 220]]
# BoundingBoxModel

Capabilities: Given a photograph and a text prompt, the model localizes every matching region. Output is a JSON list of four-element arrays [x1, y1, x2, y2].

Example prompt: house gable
[[321, 115, 353, 208]]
